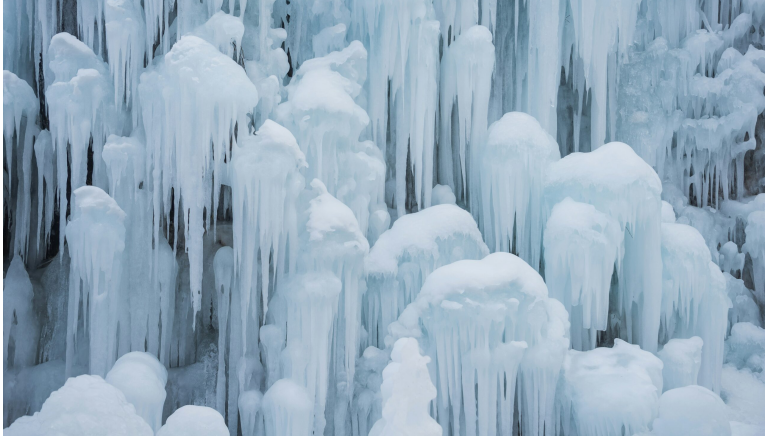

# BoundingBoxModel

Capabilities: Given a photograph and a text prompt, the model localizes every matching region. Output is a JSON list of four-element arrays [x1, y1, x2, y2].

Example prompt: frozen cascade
[[262, 378, 314, 436], [64, 186, 126, 378], [3, 70, 38, 260], [368, 337, 441, 436], [139, 34, 259, 323], [475, 112, 562, 267], [105, 351, 168, 432], [47, 33, 123, 254], [544, 198, 623, 350], [557, 339, 663, 436], [439, 25, 495, 203], [363, 204, 489, 348], [2, 0, 766, 433], [231, 119, 306, 333], [545, 142, 663, 352], [387, 252, 569, 436], [3, 257, 38, 369], [657, 337, 703, 392], [348, 0, 440, 215]]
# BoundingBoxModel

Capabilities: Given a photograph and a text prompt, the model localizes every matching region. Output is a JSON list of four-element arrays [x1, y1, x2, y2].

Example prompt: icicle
[[104, 0, 145, 116], [214, 246, 234, 417], [3, 70, 39, 261]]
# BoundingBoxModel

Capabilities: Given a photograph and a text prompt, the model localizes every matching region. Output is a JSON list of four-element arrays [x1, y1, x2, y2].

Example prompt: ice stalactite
[[557, 339, 663, 436], [276, 41, 389, 242], [363, 204, 488, 348], [64, 186, 126, 378], [47, 33, 123, 254], [3, 0, 36, 79], [348, 0, 440, 215], [743, 210, 764, 306], [231, 119, 305, 337], [3, 257, 38, 370], [105, 352, 168, 432], [269, 272, 341, 435], [546, 142, 663, 353], [433, 0, 496, 48], [544, 198, 623, 350], [387, 253, 569, 436], [298, 179, 369, 430], [658, 337, 703, 392], [659, 223, 731, 393], [76, 0, 106, 56], [368, 337, 441, 436], [213, 246, 234, 417], [439, 25, 495, 204], [474, 112, 562, 267], [104, 0, 146, 115], [192, 12, 245, 58], [33, 130, 56, 254], [262, 379, 314, 436], [139, 35, 259, 324], [3, 70, 39, 260], [564, 0, 641, 150]]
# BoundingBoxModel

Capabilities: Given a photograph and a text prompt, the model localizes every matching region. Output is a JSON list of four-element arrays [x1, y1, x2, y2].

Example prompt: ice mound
[[157, 405, 229, 436], [105, 351, 168, 431], [651, 385, 731, 436], [5, 375, 153, 436], [658, 337, 703, 391]]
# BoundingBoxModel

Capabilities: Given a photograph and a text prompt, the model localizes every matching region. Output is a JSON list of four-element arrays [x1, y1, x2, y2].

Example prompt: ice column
[[658, 337, 703, 392], [64, 186, 126, 378], [363, 204, 489, 348], [544, 198, 623, 350], [262, 379, 314, 436], [139, 35, 259, 323], [3, 257, 38, 369], [475, 112, 562, 267], [213, 246, 234, 417], [367, 337, 441, 436], [439, 25, 495, 203], [744, 211, 764, 306], [231, 119, 306, 332]]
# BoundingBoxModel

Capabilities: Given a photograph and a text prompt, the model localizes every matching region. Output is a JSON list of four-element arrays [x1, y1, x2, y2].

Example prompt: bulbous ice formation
[[658, 337, 703, 392], [5, 375, 153, 436], [651, 385, 731, 436], [388, 252, 569, 436], [105, 352, 167, 432], [363, 204, 489, 348], [368, 337, 441, 436], [139, 34, 259, 324], [65, 186, 126, 378], [558, 339, 663, 436], [262, 378, 314, 436], [157, 405, 230, 436], [474, 112, 561, 268], [546, 141, 663, 352], [544, 198, 623, 350]]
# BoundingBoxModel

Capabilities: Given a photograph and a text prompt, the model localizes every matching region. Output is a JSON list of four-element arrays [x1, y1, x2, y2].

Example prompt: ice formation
[[545, 141, 663, 352], [558, 339, 663, 436], [2, 0, 765, 434]]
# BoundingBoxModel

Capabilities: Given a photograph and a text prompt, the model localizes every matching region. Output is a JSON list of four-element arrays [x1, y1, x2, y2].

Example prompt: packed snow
[[2, 0, 765, 434]]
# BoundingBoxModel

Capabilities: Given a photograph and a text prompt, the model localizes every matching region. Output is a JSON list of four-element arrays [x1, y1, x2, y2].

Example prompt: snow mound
[[157, 405, 229, 436], [105, 352, 167, 432], [651, 385, 731, 436]]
